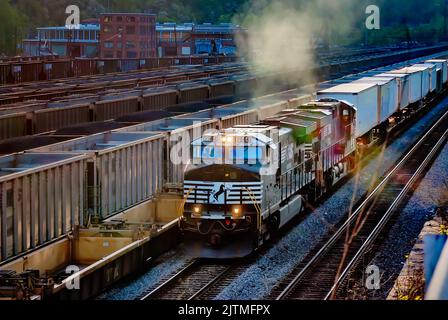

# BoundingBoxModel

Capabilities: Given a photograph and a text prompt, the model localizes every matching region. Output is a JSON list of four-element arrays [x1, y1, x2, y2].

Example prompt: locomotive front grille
[[184, 180, 263, 205]]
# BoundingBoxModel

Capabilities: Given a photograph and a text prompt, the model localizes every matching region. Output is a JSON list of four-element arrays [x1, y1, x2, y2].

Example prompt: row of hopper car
[[0, 54, 447, 262], [0, 62, 299, 143], [0, 45, 413, 85], [0, 55, 239, 85]]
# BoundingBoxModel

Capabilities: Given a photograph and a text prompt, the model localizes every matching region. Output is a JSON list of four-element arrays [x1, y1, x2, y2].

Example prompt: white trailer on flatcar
[[413, 63, 437, 93], [316, 82, 379, 139], [374, 73, 411, 110], [426, 59, 448, 85], [352, 76, 400, 121], [389, 67, 424, 104]]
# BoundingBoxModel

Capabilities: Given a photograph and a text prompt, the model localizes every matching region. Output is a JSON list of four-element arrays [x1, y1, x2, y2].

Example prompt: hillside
[[1, 0, 447, 55]]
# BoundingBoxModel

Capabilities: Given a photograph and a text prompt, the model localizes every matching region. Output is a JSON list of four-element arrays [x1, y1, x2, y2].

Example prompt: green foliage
[[0, 0, 26, 55], [1, 0, 448, 55]]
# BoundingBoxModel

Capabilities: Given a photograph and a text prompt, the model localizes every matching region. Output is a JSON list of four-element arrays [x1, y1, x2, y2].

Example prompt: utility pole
[[38, 29, 41, 57], [174, 24, 177, 56], [14, 25, 17, 56]]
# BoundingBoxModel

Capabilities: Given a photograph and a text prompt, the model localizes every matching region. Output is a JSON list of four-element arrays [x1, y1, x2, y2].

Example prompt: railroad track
[[270, 108, 448, 300], [139, 255, 259, 300], [139, 259, 236, 300]]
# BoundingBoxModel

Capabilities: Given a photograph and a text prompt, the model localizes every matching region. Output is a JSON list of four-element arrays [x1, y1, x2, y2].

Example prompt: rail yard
[[0, 41, 447, 304], [1, 9, 448, 320]]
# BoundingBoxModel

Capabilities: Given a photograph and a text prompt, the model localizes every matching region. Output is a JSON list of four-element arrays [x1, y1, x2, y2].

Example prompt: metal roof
[[376, 72, 409, 78], [318, 82, 377, 94], [155, 22, 243, 33], [100, 13, 156, 16], [353, 77, 395, 85], [37, 24, 100, 31], [390, 67, 426, 74]]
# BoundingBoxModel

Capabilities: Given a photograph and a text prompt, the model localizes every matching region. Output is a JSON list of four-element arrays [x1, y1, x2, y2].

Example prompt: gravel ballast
[[352, 140, 448, 300], [97, 247, 190, 300]]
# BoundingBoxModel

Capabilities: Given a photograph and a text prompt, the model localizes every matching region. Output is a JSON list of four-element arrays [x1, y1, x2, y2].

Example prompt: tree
[[0, 0, 25, 55]]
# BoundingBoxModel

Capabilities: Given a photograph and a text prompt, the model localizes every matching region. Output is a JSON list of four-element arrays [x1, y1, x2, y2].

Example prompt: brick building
[[22, 18, 245, 58], [156, 22, 246, 57], [99, 13, 156, 59]]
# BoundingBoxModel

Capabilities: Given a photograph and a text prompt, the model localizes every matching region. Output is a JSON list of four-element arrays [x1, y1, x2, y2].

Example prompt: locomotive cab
[[181, 127, 279, 258]]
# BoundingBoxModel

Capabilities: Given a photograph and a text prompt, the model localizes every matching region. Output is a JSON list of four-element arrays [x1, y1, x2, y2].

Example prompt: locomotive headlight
[[232, 206, 242, 218], [221, 136, 233, 144], [192, 205, 202, 217]]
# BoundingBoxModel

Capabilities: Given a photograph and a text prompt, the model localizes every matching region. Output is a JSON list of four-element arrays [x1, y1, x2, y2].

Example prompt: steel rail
[[276, 108, 448, 300], [139, 259, 200, 300], [324, 126, 448, 300], [187, 264, 236, 300]]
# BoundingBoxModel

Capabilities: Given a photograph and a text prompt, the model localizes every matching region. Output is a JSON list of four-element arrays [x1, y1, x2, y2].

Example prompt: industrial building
[[99, 13, 157, 59], [156, 22, 245, 56], [22, 23, 100, 58], [22, 17, 244, 58]]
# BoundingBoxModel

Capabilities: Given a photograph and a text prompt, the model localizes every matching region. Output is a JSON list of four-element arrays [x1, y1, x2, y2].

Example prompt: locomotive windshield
[[191, 133, 270, 165]]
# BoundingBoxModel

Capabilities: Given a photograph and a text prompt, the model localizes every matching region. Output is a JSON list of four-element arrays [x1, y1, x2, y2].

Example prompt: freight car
[[0, 55, 240, 85], [1, 56, 446, 265], [0, 72, 289, 140], [0, 62, 244, 106], [179, 60, 448, 258]]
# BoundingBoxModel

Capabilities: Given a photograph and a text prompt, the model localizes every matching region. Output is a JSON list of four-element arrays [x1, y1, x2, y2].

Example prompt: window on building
[[126, 51, 137, 58], [126, 41, 135, 49], [117, 16, 123, 22], [126, 26, 136, 35], [117, 51, 122, 58], [104, 51, 114, 58], [117, 42, 122, 49], [104, 16, 113, 23], [104, 41, 114, 49]]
